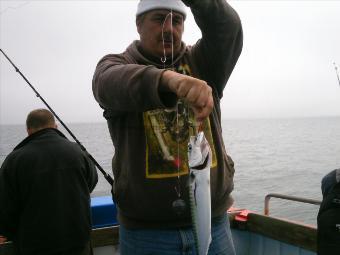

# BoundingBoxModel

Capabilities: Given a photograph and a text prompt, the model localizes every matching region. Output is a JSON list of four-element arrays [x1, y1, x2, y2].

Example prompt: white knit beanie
[[136, 0, 187, 18]]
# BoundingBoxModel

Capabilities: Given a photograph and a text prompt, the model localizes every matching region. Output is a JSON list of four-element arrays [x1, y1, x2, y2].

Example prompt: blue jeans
[[119, 213, 236, 255]]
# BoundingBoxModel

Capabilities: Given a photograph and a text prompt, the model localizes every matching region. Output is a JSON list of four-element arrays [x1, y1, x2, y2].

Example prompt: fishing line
[[160, 10, 186, 214], [334, 62, 340, 87], [160, 12, 174, 66], [0, 48, 114, 186], [0, 1, 31, 15]]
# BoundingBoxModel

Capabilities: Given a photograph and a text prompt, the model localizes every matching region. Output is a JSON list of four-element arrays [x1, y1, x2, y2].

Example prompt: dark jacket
[[0, 128, 98, 255], [92, 0, 243, 228], [317, 169, 340, 255]]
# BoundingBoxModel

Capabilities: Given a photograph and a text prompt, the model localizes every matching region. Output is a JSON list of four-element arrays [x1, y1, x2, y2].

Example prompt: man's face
[[137, 10, 184, 60]]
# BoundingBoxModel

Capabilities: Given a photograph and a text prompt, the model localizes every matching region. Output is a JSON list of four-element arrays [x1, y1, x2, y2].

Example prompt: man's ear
[[136, 14, 145, 35], [27, 128, 33, 136], [136, 21, 142, 35]]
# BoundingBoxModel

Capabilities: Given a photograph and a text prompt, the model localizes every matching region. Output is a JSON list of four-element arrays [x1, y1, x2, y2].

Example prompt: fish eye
[[188, 144, 192, 151]]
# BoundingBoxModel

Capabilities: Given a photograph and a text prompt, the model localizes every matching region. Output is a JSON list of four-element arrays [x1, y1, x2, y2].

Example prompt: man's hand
[[161, 70, 213, 122]]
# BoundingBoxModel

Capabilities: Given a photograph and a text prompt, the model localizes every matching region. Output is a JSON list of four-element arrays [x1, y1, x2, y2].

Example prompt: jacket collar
[[13, 128, 67, 151]]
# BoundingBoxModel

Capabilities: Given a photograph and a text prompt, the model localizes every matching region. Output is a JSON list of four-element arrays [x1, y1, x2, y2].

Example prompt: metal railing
[[264, 193, 321, 216]]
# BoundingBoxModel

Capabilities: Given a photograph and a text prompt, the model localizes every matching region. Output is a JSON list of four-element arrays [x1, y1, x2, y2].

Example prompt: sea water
[[1, 117, 339, 225]]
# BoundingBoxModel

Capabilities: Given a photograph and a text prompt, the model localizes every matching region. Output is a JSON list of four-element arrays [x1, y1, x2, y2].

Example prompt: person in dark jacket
[[93, 0, 242, 254], [317, 168, 340, 255], [0, 109, 98, 255]]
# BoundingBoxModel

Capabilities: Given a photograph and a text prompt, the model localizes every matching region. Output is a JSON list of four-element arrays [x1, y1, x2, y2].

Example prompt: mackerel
[[188, 131, 212, 255]]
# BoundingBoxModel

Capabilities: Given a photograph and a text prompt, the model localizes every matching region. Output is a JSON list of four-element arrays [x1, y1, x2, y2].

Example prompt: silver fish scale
[[189, 172, 200, 253], [188, 131, 212, 255]]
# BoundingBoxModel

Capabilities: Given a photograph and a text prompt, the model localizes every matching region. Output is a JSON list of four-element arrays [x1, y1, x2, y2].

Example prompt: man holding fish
[[92, 0, 243, 254]]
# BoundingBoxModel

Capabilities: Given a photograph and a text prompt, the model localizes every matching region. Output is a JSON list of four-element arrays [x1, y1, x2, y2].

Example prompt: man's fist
[[161, 70, 214, 122]]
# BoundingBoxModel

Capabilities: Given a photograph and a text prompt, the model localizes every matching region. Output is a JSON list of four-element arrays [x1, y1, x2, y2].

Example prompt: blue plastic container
[[91, 196, 118, 228]]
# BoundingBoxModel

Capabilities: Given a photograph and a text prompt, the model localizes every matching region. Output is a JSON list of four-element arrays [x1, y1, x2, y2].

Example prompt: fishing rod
[[334, 62, 340, 87], [0, 48, 114, 186]]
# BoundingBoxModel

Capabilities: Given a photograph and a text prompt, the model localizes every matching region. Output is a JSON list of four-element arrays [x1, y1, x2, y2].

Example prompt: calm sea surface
[[1, 117, 339, 226]]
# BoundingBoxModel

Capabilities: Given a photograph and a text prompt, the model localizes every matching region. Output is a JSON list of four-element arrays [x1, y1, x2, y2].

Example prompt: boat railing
[[264, 193, 321, 216]]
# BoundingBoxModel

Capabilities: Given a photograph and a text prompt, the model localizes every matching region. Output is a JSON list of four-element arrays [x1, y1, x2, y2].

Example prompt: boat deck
[[0, 196, 317, 255]]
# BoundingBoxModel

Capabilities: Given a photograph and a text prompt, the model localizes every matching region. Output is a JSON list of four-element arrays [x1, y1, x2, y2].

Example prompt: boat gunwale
[[229, 211, 317, 252], [0, 212, 317, 253]]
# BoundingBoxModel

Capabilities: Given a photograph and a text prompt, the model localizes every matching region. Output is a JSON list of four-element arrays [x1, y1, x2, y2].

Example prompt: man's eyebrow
[[172, 15, 183, 21]]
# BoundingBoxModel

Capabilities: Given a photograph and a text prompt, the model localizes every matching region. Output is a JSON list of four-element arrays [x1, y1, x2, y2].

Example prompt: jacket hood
[[126, 40, 187, 69]]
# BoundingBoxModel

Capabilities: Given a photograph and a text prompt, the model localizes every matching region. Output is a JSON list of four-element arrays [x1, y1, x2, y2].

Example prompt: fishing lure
[[158, 10, 212, 252], [188, 131, 212, 255]]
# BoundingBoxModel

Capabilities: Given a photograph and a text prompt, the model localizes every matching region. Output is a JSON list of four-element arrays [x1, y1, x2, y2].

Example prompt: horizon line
[[1, 114, 340, 126]]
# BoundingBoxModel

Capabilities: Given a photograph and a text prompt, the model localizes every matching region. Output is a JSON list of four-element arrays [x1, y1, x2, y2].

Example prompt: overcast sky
[[1, 0, 340, 125]]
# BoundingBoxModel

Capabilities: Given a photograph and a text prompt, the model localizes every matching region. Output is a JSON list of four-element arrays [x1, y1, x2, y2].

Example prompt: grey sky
[[1, 0, 340, 125]]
